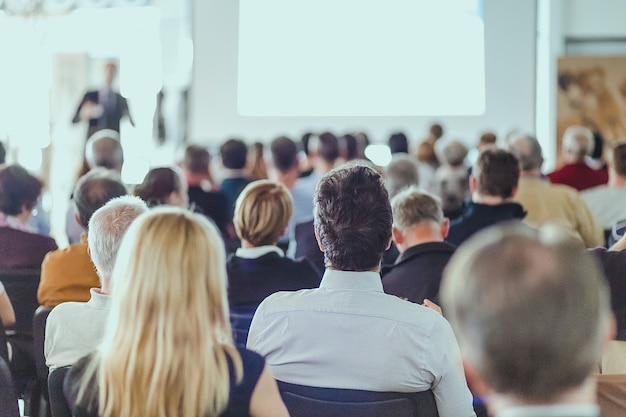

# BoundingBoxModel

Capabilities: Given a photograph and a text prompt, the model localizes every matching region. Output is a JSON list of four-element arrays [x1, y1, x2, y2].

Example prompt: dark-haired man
[[219, 138, 251, 216], [248, 163, 475, 417], [447, 148, 525, 246]]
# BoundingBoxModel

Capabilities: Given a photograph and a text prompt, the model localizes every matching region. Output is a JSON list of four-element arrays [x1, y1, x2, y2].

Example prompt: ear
[[463, 358, 491, 399], [74, 212, 81, 226], [469, 175, 477, 193], [391, 227, 404, 245], [510, 184, 519, 198], [440, 218, 450, 239], [314, 226, 325, 253], [87, 246, 92, 258]]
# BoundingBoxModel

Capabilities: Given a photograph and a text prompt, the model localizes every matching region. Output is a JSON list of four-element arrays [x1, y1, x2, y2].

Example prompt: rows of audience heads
[[0, 120, 624, 417]]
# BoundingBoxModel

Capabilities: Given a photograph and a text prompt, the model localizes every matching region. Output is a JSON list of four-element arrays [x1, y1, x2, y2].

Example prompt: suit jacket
[[447, 201, 526, 246], [72, 90, 133, 137], [226, 252, 320, 306], [381, 241, 456, 304]]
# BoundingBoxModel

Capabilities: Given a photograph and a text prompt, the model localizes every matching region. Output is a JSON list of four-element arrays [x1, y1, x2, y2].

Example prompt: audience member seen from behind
[[0, 165, 57, 270], [548, 125, 608, 191], [68, 130, 124, 244], [45, 196, 147, 370], [228, 180, 320, 308], [246, 142, 268, 181], [39, 169, 127, 307], [441, 224, 613, 417], [581, 141, 626, 230], [382, 187, 454, 306], [446, 148, 525, 246], [509, 134, 603, 248], [182, 145, 233, 241], [248, 163, 476, 417], [432, 140, 470, 219], [65, 207, 289, 417], [220, 138, 252, 215], [384, 154, 420, 199], [133, 167, 188, 208]]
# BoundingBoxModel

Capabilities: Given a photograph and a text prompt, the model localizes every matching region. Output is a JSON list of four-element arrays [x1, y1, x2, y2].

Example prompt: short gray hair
[[85, 130, 124, 171], [441, 141, 468, 167], [562, 126, 594, 157], [88, 195, 148, 282], [391, 186, 443, 231], [441, 224, 611, 402], [509, 134, 543, 171], [384, 154, 420, 198]]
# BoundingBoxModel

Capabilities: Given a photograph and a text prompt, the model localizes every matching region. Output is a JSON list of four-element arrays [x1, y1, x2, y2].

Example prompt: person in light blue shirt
[[248, 163, 475, 417]]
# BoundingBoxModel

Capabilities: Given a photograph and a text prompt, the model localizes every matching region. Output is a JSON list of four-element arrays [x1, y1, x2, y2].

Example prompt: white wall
[[563, 0, 626, 37], [190, 0, 537, 146]]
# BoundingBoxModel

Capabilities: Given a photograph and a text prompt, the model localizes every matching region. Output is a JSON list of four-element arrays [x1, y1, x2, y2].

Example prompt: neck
[[608, 172, 626, 187], [473, 193, 513, 205], [272, 169, 299, 189], [313, 159, 335, 175], [398, 224, 443, 252], [100, 278, 111, 295], [487, 377, 597, 416], [519, 169, 542, 179], [185, 172, 212, 187]]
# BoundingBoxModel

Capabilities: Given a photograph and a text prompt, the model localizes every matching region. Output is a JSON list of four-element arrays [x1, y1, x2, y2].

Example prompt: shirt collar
[[88, 288, 111, 310], [497, 404, 600, 417], [235, 245, 284, 259], [0, 214, 37, 233], [319, 269, 383, 292]]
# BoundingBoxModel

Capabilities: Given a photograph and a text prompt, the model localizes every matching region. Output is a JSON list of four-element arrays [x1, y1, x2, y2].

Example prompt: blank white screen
[[237, 0, 485, 117]]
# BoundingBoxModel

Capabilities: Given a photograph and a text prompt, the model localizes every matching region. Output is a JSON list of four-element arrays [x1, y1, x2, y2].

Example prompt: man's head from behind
[[441, 224, 612, 404], [471, 148, 519, 200], [74, 168, 128, 230], [85, 130, 124, 172], [391, 187, 448, 252], [88, 195, 148, 291], [508, 134, 544, 172], [314, 163, 392, 271], [183, 145, 210, 175], [270, 136, 299, 174], [609, 141, 626, 178], [220, 139, 248, 170], [562, 126, 594, 162]]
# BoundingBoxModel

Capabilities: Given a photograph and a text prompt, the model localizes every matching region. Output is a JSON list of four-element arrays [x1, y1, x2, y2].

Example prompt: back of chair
[[0, 357, 19, 417], [597, 373, 626, 417], [277, 381, 439, 417], [48, 366, 72, 417], [1, 269, 41, 337], [33, 306, 54, 381], [0, 317, 8, 363], [229, 304, 258, 347]]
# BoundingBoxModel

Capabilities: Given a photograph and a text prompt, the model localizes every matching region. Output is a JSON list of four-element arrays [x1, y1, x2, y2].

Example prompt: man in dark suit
[[72, 62, 134, 139], [382, 187, 454, 305]]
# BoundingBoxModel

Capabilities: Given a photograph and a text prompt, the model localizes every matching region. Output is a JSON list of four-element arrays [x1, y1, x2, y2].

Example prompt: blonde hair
[[234, 180, 293, 246], [78, 207, 241, 417]]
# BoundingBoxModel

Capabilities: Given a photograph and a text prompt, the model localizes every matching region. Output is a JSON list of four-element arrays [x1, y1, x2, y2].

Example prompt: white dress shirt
[[248, 269, 476, 417]]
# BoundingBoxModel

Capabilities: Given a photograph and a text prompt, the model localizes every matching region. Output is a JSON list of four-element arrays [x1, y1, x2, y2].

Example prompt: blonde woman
[[64, 207, 289, 417], [228, 180, 320, 307]]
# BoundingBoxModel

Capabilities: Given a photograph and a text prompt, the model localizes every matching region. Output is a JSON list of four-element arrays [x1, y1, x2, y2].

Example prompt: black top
[[590, 247, 626, 341], [220, 177, 252, 217], [446, 201, 526, 246], [227, 252, 321, 306], [381, 241, 456, 305], [64, 347, 265, 417], [188, 185, 231, 236]]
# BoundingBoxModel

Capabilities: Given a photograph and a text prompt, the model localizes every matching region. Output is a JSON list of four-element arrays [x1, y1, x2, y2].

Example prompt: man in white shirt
[[45, 196, 147, 369], [248, 163, 476, 417], [441, 224, 613, 417]]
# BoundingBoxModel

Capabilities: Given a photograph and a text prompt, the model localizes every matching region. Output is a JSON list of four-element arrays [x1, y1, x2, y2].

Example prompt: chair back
[[33, 306, 54, 381], [0, 269, 41, 337], [597, 373, 626, 417], [229, 304, 258, 347], [0, 357, 19, 417], [277, 381, 439, 417], [0, 317, 8, 363], [48, 366, 72, 417]]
